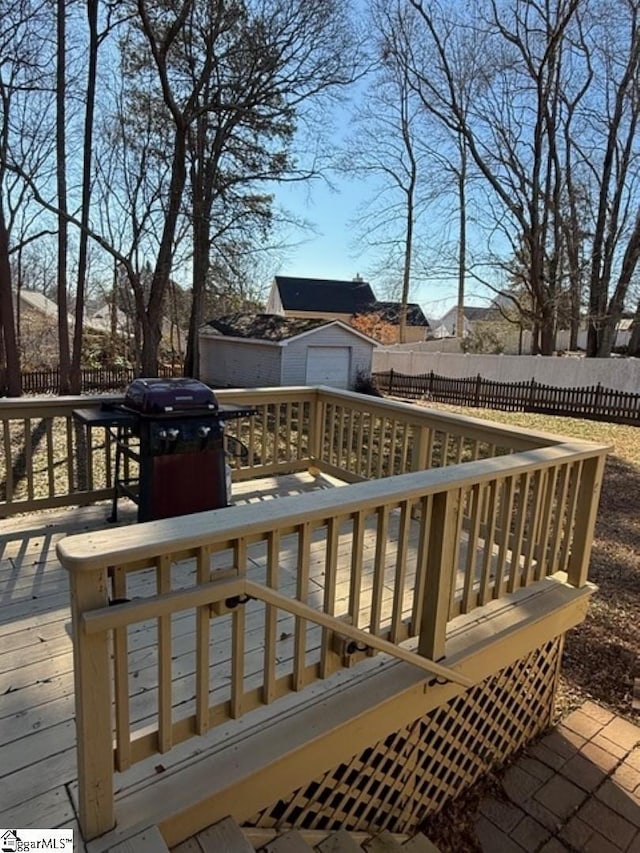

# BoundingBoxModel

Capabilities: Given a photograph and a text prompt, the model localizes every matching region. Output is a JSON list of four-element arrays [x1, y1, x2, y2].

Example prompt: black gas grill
[[74, 378, 256, 523]]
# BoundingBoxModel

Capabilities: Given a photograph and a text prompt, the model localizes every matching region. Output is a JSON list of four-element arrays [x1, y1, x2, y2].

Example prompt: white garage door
[[305, 346, 351, 388]]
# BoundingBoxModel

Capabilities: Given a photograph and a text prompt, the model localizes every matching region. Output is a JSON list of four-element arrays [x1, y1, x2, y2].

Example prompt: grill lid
[[124, 378, 219, 415]]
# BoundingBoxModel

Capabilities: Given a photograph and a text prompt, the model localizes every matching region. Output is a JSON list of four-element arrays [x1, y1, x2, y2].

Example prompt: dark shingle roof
[[205, 313, 331, 342], [463, 306, 502, 321], [368, 301, 429, 327], [275, 276, 375, 314]]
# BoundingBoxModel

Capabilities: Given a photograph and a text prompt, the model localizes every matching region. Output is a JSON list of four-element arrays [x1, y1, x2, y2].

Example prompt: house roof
[[273, 277, 429, 328], [19, 290, 59, 317], [368, 301, 429, 327], [463, 306, 502, 321], [86, 306, 129, 333], [203, 313, 378, 346], [274, 276, 375, 314]]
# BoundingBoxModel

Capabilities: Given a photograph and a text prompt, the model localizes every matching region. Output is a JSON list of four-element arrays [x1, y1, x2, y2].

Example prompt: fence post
[[67, 566, 115, 840], [418, 488, 460, 661], [567, 453, 607, 588], [428, 370, 435, 395], [527, 377, 536, 410], [474, 373, 482, 407], [594, 382, 603, 414], [389, 368, 395, 396]]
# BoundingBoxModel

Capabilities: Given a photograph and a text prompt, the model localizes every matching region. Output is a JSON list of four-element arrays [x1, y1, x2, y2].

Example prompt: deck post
[[309, 390, 324, 467], [68, 567, 115, 840], [567, 452, 607, 588], [411, 424, 429, 473], [418, 488, 461, 662]]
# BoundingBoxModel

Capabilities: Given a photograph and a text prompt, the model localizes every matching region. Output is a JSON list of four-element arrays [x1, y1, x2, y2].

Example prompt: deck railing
[[0, 388, 316, 517], [51, 388, 609, 840]]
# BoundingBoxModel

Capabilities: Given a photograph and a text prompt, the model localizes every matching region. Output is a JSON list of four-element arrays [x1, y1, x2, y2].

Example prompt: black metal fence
[[18, 366, 181, 395], [373, 369, 640, 426]]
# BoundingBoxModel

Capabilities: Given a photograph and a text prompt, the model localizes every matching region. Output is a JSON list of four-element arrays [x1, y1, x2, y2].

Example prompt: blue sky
[[271, 173, 467, 322], [266, 81, 474, 323]]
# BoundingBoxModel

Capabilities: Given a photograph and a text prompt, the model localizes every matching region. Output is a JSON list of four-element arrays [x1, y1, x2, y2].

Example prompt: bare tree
[[343, 8, 422, 342], [125, 0, 361, 375], [0, 0, 56, 395], [405, 0, 587, 354], [69, 0, 99, 393], [583, 0, 640, 356]]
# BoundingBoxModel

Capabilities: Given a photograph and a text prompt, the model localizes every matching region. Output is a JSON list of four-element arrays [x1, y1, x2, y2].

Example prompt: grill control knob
[[167, 428, 180, 440], [198, 425, 211, 438]]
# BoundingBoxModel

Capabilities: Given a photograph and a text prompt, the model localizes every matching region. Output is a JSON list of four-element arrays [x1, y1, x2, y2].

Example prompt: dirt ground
[[417, 404, 640, 851]]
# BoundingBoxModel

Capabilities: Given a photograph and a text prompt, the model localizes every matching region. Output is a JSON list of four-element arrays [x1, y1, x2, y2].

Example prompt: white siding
[[199, 337, 282, 387], [265, 281, 283, 314], [282, 326, 374, 388]]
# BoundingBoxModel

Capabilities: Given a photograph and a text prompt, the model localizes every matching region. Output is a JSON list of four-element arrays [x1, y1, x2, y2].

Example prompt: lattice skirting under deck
[[246, 636, 563, 835]]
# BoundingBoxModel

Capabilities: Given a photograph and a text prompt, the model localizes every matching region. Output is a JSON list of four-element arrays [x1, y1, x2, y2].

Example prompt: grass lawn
[[427, 403, 640, 721], [418, 404, 639, 852]]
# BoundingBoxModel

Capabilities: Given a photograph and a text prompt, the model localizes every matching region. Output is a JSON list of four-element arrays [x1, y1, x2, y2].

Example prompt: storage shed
[[199, 313, 377, 390]]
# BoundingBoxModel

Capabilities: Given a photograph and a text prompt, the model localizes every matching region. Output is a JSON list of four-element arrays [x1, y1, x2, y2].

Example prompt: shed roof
[[205, 313, 331, 342], [203, 313, 378, 346], [274, 276, 375, 314]]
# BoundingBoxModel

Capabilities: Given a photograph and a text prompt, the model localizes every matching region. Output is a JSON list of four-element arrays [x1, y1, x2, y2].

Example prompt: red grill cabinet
[[74, 378, 256, 523]]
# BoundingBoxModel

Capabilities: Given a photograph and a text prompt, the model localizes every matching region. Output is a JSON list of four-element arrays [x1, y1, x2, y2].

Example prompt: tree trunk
[[184, 123, 209, 379], [628, 301, 640, 356], [56, 0, 71, 394], [596, 209, 640, 357], [70, 0, 99, 394], [0, 204, 21, 396], [399, 193, 413, 345], [185, 219, 208, 378], [539, 312, 556, 356], [456, 139, 467, 341], [140, 127, 188, 376]]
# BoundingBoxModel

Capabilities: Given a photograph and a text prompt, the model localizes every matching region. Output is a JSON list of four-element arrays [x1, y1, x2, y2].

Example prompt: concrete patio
[[474, 701, 640, 852]]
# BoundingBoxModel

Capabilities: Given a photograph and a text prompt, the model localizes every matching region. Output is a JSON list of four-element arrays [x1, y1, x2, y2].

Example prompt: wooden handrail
[[80, 575, 472, 688], [57, 441, 609, 573], [81, 577, 245, 634], [242, 580, 472, 687]]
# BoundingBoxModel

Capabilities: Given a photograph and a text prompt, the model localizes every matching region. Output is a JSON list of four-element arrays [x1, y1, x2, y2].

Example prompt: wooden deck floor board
[[0, 471, 523, 843], [0, 474, 355, 834]]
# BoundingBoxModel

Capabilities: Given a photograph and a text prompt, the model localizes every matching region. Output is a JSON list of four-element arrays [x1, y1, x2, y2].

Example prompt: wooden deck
[[0, 469, 591, 851], [0, 473, 350, 849]]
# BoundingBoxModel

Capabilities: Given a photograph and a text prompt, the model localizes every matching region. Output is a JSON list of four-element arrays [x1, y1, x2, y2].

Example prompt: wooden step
[[402, 834, 441, 853], [193, 816, 255, 852], [316, 828, 364, 852], [364, 832, 405, 853], [261, 828, 316, 852]]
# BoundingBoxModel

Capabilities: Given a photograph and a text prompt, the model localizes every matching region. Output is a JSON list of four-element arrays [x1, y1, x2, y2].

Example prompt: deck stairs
[[105, 817, 441, 852]]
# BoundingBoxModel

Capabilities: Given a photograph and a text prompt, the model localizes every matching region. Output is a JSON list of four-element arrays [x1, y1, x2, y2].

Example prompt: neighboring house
[[266, 275, 375, 321], [437, 305, 503, 338], [613, 316, 634, 349], [14, 290, 72, 369], [87, 303, 186, 359], [86, 305, 129, 334], [266, 276, 429, 342], [366, 301, 430, 343], [199, 313, 377, 390]]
